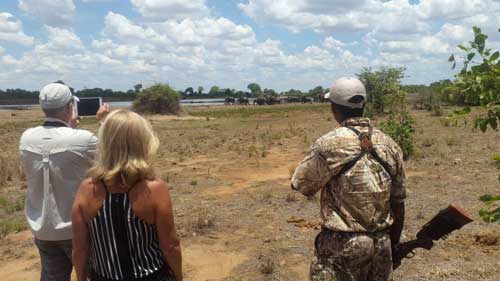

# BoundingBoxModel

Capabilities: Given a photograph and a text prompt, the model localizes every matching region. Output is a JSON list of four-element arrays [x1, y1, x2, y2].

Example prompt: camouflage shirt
[[291, 117, 406, 233]]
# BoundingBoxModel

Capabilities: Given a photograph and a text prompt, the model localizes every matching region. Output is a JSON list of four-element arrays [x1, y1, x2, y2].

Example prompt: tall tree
[[134, 84, 143, 93], [197, 86, 204, 95], [209, 86, 220, 95], [185, 87, 194, 95], [309, 86, 324, 96], [247, 83, 262, 95], [357, 67, 405, 114]]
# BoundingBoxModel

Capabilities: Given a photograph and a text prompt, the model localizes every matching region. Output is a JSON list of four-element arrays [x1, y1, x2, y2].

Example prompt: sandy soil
[[1, 104, 499, 281]]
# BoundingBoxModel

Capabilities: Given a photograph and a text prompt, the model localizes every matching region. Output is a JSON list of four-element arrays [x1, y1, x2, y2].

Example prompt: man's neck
[[44, 117, 70, 127]]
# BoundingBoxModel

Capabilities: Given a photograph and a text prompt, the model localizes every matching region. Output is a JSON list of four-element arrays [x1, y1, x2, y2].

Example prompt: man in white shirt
[[19, 82, 108, 281]]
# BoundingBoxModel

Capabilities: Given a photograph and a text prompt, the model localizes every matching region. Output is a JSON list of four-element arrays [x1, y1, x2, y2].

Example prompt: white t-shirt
[[19, 117, 97, 241]]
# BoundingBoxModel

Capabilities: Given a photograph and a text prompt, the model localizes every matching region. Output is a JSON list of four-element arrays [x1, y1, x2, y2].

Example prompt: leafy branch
[[449, 26, 500, 222]]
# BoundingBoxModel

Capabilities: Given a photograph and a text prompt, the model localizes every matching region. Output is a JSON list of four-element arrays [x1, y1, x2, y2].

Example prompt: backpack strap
[[334, 125, 394, 180]]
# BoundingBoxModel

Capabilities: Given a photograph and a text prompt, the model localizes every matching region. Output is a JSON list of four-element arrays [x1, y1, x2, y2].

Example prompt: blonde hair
[[88, 109, 160, 188]]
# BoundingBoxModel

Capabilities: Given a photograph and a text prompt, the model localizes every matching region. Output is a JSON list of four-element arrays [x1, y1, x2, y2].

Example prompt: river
[[0, 98, 230, 111]]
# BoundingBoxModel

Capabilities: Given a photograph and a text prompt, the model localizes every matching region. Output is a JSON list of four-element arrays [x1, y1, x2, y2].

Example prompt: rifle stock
[[392, 238, 433, 269], [392, 203, 473, 270]]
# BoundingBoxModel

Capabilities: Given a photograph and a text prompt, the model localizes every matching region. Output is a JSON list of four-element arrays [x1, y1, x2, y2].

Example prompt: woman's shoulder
[[143, 177, 169, 192], [78, 178, 106, 198]]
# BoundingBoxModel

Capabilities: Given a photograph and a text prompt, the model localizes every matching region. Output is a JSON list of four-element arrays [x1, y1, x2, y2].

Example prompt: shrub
[[258, 256, 275, 275], [0, 218, 26, 238], [357, 66, 405, 114], [380, 110, 415, 161], [132, 84, 181, 115], [190, 210, 214, 234]]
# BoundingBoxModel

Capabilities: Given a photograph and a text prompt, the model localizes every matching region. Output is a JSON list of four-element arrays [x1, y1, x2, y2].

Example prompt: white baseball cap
[[324, 77, 366, 109], [39, 83, 79, 109]]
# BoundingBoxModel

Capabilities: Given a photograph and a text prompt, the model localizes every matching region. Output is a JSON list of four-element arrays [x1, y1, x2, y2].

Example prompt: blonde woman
[[72, 109, 182, 281]]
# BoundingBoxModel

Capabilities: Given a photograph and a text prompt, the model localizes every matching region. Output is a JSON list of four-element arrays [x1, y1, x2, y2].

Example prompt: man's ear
[[65, 102, 74, 115]]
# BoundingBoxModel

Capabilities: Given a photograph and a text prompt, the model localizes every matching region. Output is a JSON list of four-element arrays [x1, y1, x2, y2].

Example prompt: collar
[[43, 117, 70, 127], [341, 117, 371, 127]]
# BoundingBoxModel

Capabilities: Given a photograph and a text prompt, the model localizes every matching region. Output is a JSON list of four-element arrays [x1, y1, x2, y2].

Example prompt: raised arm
[[72, 181, 91, 281], [154, 180, 182, 281]]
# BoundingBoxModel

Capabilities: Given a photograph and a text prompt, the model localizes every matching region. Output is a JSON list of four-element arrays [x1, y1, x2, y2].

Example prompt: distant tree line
[[0, 83, 144, 105], [0, 81, 335, 105], [7, 80, 452, 106]]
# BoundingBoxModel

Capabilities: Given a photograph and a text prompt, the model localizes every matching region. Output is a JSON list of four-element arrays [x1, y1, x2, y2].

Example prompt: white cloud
[[131, 0, 210, 20], [18, 0, 75, 27], [238, 0, 500, 35], [238, 0, 429, 34], [417, 0, 494, 20], [0, 13, 34, 46], [4, 1, 500, 91], [1, 9, 375, 91], [323, 37, 345, 49]]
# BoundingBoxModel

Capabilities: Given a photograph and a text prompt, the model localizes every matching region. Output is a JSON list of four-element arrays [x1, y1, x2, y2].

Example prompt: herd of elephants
[[224, 94, 327, 105]]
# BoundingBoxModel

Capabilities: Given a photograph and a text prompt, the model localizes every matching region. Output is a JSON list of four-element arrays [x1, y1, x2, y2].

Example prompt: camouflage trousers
[[310, 230, 393, 281]]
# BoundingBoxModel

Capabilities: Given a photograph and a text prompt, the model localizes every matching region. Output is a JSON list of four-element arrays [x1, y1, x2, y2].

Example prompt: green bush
[[357, 67, 405, 114], [0, 218, 26, 238], [380, 110, 415, 161], [132, 83, 181, 115], [448, 26, 500, 222]]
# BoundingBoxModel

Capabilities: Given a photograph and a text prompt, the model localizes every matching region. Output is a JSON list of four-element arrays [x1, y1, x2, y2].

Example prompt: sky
[[0, 0, 500, 92]]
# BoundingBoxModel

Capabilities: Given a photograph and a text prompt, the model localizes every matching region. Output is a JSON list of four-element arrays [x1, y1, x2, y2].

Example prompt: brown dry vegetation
[[0, 104, 499, 281]]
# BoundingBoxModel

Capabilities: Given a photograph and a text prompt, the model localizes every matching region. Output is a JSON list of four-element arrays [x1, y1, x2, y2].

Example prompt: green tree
[[263, 88, 277, 95], [308, 86, 324, 96], [185, 87, 194, 95], [197, 86, 204, 94], [209, 86, 220, 95], [134, 84, 143, 93], [133, 83, 180, 115], [247, 83, 262, 95], [449, 26, 500, 222], [357, 67, 405, 114]]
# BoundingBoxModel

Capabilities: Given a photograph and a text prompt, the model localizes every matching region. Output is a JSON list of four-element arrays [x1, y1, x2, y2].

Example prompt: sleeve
[[291, 146, 334, 197], [390, 146, 406, 203]]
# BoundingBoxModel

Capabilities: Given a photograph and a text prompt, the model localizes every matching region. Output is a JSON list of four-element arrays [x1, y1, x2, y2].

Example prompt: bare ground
[[0, 104, 499, 281]]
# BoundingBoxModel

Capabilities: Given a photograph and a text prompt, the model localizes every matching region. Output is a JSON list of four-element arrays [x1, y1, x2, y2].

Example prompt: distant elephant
[[225, 97, 235, 105], [286, 96, 301, 103], [254, 97, 266, 105], [313, 94, 327, 103], [266, 96, 280, 105], [301, 96, 313, 104], [237, 97, 249, 105]]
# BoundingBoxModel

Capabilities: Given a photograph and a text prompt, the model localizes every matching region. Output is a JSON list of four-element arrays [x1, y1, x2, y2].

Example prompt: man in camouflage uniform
[[291, 77, 406, 281]]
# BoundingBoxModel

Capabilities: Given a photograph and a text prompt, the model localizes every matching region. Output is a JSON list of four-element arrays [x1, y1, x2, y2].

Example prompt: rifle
[[392, 203, 473, 270]]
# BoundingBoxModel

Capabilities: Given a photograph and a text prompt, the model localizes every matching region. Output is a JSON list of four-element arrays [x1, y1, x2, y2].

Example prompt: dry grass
[[258, 255, 275, 275], [0, 157, 23, 186], [189, 210, 215, 235], [0, 218, 26, 238], [285, 192, 297, 202]]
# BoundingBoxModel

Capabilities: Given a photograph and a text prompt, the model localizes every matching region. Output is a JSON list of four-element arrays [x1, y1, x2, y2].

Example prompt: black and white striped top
[[88, 187, 172, 280]]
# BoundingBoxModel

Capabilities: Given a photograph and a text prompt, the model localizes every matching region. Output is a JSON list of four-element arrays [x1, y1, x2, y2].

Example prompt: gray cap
[[324, 77, 366, 109], [39, 83, 79, 109]]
